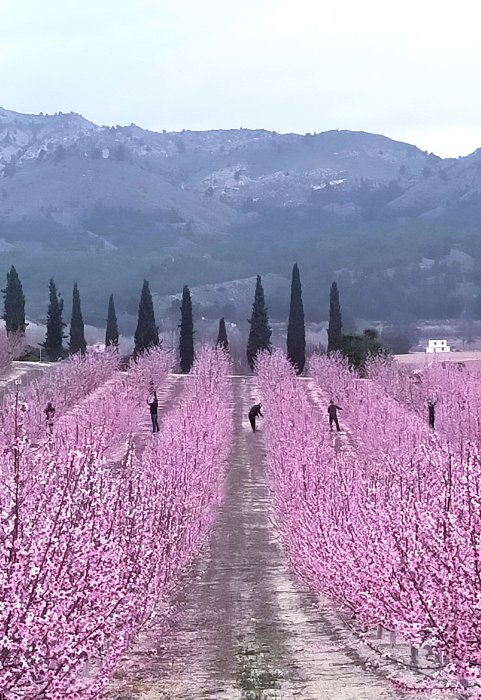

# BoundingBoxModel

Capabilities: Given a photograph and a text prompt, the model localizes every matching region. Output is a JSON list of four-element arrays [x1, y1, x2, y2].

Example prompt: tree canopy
[[179, 285, 194, 373], [328, 281, 342, 353], [134, 280, 159, 354], [69, 283, 86, 355], [44, 278, 65, 361], [105, 294, 119, 347], [2, 265, 26, 335], [287, 263, 306, 374], [246, 275, 272, 371], [216, 317, 228, 351]]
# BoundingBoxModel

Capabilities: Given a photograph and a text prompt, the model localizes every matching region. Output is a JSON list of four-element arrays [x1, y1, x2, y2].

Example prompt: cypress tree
[[328, 281, 342, 352], [286, 263, 306, 374], [246, 275, 272, 372], [2, 265, 26, 334], [69, 282, 86, 354], [44, 278, 65, 361], [179, 285, 194, 373], [216, 317, 229, 351], [105, 294, 119, 347], [134, 280, 159, 354]]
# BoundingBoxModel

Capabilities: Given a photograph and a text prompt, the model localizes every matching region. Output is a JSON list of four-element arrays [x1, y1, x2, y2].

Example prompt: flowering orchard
[[0, 347, 233, 699], [365, 355, 481, 452], [0, 349, 122, 448], [257, 350, 481, 694]]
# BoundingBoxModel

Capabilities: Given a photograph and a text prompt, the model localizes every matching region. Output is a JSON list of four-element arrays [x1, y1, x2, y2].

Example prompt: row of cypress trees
[[132, 281, 194, 371], [1, 269, 86, 360], [1, 264, 344, 372], [127, 272, 342, 374], [41, 278, 88, 360], [245, 265, 342, 374], [132, 280, 195, 372], [1, 267, 119, 359], [244, 268, 301, 372], [1, 268, 196, 369]]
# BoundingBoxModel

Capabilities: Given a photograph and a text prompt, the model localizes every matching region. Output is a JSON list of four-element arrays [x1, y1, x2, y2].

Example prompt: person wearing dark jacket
[[45, 402, 55, 433], [248, 403, 263, 432], [328, 401, 342, 432], [148, 392, 159, 433], [427, 398, 438, 429]]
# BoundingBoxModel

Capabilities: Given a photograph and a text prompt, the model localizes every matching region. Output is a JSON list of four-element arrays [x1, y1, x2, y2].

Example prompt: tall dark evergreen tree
[[105, 294, 119, 347], [216, 317, 229, 351], [286, 263, 306, 374], [246, 275, 272, 371], [179, 285, 194, 373], [134, 280, 159, 354], [69, 283, 86, 355], [327, 281, 343, 352], [2, 265, 26, 334], [44, 278, 65, 361]]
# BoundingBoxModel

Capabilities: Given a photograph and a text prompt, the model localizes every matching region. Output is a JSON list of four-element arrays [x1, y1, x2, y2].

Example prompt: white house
[[426, 339, 451, 354]]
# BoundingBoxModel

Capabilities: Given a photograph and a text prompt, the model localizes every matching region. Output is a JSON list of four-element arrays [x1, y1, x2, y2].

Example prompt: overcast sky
[[1, 0, 480, 157]]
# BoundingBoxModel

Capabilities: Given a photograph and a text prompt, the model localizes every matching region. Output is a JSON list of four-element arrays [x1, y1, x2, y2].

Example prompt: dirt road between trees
[[104, 375, 445, 700]]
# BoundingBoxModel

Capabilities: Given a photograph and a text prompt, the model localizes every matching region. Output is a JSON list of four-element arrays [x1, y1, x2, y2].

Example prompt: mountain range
[[1, 106, 481, 330]]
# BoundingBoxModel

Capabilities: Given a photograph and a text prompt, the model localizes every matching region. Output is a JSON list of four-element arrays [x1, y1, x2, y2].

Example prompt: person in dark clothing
[[427, 398, 437, 429], [148, 392, 159, 433], [45, 402, 55, 433], [328, 400, 342, 432], [248, 403, 263, 432]]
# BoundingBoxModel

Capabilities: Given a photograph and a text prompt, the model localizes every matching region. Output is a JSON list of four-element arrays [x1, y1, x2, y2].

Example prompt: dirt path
[[104, 375, 446, 700], [131, 373, 190, 452], [303, 376, 357, 456], [103, 373, 188, 463]]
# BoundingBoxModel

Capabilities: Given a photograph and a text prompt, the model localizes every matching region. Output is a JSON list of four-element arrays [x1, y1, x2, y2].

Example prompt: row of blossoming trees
[[257, 350, 481, 695], [0, 346, 233, 698]]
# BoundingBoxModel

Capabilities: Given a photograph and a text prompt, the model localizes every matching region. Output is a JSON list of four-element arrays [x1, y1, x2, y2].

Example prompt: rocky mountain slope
[[0, 107, 444, 221], [0, 106, 480, 326]]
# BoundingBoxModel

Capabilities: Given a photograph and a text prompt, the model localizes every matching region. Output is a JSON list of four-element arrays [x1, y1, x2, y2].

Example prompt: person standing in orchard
[[248, 403, 263, 432], [427, 398, 438, 429], [148, 390, 159, 433], [328, 400, 342, 432], [44, 401, 55, 434]]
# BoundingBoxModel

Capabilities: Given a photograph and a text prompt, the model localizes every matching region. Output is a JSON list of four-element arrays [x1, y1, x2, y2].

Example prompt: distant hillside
[[0, 106, 480, 327]]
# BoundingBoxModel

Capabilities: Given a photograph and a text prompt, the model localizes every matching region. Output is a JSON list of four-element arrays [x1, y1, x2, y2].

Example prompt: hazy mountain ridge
[[4, 106, 479, 227], [1, 107, 481, 326], [0, 107, 448, 219]]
